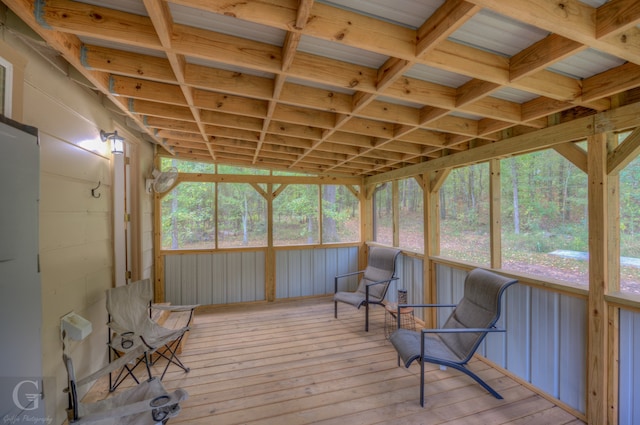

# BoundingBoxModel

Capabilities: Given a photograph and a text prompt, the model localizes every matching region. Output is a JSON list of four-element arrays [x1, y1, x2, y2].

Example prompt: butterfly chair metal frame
[[334, 247, 401, 331], [107, 279, 198, 392], [389, 268, 517, 407], [63, 345, 188, 424]]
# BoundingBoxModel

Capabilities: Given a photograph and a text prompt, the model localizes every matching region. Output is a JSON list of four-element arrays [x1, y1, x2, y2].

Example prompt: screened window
[[158, 159, 361, 249], [161, 157, 215, 173], [619, 150, 640, 293], [273, 184, 319, 245], [322, 185, 359, 243], [439, 163, 490, 265], [399, 178, 424, 252], [373, 183, 392, 245], [217, 164, 269, 175], [501, 150, 588, 284], [217, 183, 267, 248], [161, 182, 215, 250]]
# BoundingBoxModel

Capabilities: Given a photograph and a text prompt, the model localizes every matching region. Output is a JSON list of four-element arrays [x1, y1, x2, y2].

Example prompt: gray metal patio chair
[[389, 268, 517, 406], [63, 345, 188, 424], [106, 279, 198, 392], [334, 246, 401, 331]]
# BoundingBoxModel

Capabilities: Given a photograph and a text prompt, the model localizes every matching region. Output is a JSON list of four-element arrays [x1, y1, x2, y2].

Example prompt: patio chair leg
[[109, 348, 144, 392], [451, 364, 503, 400], [152, 337, 190, 380], [365, 302, 369, 332], [420, 360, 425, 407]]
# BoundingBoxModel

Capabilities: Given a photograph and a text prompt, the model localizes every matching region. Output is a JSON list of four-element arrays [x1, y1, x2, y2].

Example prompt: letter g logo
[[12, 380, 40, 411]]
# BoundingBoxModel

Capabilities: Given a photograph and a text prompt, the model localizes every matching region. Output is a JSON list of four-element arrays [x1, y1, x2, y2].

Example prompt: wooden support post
[[489, 159, 501, 269], [266, 183, 275, 302], [586, 133, 610, 425], [153, 155, 165, 303], [392, 180, 400, 248], [606, 132, 621, 425], [422, 171, 442, 327], [361, 183, 373, 269]]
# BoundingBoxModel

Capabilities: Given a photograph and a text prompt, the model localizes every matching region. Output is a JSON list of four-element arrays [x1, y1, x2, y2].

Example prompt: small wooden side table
[[384, 302, 415, 339]]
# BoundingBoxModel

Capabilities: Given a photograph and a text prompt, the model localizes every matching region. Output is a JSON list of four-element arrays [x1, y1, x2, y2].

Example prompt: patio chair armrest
[[75, 345, 148, 388], [334, 270, 364, 292], [152, 304, 199, 312], [335, 270, 365, 279], [421, 327, 505, 334], [397, 303, 457, 309]]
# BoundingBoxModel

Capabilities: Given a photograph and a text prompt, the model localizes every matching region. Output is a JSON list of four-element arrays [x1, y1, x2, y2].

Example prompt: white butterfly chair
[[106, 279, 198, 392], [64, 345, 188, 424]]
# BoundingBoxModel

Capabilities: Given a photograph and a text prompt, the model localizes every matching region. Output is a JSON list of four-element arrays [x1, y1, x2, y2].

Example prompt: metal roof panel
[[169, 2, 286, 46], [450, 9, 549, 57]]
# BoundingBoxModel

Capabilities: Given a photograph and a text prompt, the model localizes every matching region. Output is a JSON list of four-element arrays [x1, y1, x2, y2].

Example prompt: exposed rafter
[[5, 0, 640, 178]]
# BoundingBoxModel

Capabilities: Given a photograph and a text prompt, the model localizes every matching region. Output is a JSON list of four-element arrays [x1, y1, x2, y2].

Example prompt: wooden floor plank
[[83, 297, 587, 425]]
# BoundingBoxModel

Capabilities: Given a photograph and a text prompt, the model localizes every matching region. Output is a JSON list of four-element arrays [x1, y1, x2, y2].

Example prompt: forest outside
[[159, 159, 360, 249], [434, 148, 640, 294], [160, 148, 640, 294]]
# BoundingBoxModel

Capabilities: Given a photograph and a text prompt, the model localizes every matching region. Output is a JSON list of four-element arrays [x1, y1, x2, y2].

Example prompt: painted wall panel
[[324, 248, 338, 294], [558, 294, 586, 413], [333, 247, 358, 293], [275, 250, 289, 299], [211, 254, 228, 304], [247, 251, 265, 301], [530, 289, 560, 397], [166, 251, 266, 305], [196, 254, 214, 305], [619, 309, 640, 425], [274, 247, 359, 299], [226, 253, 243, 303], [288, 250, 302, 298], [180, 254, 198, 305], [504, 283, 530, 378], [165, 255, 182, 304], [313, 249, 327, 295], [300, 250, 314, 296]]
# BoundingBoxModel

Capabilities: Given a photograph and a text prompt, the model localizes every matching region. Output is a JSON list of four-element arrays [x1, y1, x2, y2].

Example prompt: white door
[[0, 118, 45, 419]]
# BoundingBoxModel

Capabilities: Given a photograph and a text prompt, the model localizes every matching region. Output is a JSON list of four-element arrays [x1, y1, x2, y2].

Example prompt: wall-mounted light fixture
[[100, 130, 125, 154]]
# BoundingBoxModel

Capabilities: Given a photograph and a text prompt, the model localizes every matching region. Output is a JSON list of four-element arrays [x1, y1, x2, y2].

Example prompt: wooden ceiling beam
[[81, 45, 176, 82], [510, 34, 586, 81], [143, 0, 210, 149], [608, 127, 640, 174], [596, 0, 640, 39], [36, 0, 161, 48], [582, 63, 640, 103], [467, 0, 640, 64]]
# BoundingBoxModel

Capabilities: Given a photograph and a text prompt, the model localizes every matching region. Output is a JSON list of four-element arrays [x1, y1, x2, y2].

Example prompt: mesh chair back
[[355, 247, 400, 300], [439, 268, 516, 361]]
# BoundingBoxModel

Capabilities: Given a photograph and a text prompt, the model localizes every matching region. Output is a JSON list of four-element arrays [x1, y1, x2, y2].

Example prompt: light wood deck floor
[[88, 297, 586, 425]]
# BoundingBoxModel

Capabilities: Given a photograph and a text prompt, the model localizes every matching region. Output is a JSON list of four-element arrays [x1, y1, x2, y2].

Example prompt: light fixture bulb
[[100, 130, 125, 154]]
